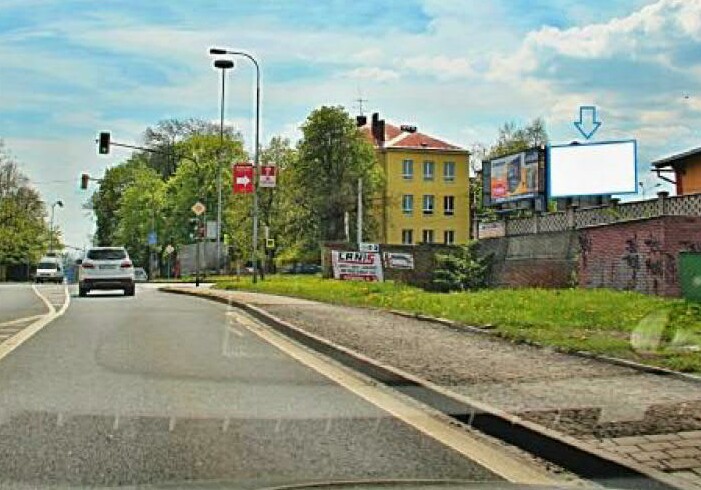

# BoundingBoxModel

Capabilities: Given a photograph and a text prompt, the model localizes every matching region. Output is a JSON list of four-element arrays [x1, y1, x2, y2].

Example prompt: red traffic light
[[80, 173, 90, 190]]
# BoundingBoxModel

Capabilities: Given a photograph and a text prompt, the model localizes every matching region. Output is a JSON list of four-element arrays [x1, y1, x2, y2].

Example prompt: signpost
[[233, 164, 254, 194], [147, 231, 157, 246], [191, 201, 206, 287], [259, 165, 277, 188], [191, 201, 206, 216], [359, 243, 380, 253]]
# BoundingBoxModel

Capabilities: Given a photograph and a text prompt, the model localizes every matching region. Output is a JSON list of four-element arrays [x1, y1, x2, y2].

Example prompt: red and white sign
[[331, 251, 383, 282], [233, 164, 254, 194], [259, 164, 277, 188]]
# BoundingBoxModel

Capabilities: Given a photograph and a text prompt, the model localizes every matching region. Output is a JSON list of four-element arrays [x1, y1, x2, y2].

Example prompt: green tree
[[0, 142, 52, 273], [487, 118, 548, 159], [432, 242, 492, 292], [285, 106, 381, 260]]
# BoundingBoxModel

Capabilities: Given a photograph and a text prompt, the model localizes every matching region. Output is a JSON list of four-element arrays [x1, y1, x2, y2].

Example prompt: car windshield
[[2, 1, 701, 489], [87, 249, 126, 261]]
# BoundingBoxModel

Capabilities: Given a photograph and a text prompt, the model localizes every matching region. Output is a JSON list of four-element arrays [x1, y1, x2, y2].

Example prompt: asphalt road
[[0, 284, 501, 488], [0, 284, 48, 323]]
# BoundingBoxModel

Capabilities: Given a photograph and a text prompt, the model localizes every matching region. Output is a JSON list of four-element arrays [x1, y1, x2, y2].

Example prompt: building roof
[[652, 145, 701, 169], [360, 121, 465, 152]]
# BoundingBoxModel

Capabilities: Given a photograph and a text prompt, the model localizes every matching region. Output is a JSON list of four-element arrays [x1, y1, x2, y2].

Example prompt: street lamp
[[209, 47, 261, 283], [49, 200, 63, 253], [213, 58, 235, 276]]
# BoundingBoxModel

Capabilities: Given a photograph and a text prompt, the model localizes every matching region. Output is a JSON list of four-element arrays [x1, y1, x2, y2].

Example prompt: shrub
[[432, 241, 492, 292]]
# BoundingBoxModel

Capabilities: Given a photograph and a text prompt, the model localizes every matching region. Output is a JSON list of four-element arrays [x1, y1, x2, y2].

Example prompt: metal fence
[[483, 192, 701, 238]]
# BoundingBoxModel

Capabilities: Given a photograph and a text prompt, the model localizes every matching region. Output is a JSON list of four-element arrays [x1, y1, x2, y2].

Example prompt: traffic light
[[98, 132, 110, 154], [80, 173, 90, 190]]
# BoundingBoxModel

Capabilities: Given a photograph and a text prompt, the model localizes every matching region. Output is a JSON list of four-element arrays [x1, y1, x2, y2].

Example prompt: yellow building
[[360, 113, 470, 245]]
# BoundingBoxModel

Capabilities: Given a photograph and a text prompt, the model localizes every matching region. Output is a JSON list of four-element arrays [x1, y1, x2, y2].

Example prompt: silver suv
[[78, 247, 135, 297]]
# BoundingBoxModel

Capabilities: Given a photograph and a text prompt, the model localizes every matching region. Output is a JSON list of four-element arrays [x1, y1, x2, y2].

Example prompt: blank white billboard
[[548, 140, 637, 198]]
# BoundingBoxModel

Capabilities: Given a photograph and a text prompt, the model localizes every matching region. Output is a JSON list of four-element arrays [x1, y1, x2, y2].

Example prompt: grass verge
[[214, 275, 701, 373]]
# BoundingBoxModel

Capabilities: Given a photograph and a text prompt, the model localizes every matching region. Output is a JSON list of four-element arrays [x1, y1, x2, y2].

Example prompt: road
[[0, 284, 510, 488], [0, 284, 48, 323]]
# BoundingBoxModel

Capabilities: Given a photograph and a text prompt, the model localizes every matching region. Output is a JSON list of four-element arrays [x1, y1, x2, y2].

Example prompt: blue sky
[[1, 0, 700, 248]]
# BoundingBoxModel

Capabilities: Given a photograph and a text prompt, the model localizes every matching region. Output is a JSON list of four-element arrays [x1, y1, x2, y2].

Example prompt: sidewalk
[[175, 288, 701, 488]]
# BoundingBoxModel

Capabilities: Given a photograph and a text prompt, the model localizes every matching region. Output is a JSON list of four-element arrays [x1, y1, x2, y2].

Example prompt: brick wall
[[578, 216, 701, 296]]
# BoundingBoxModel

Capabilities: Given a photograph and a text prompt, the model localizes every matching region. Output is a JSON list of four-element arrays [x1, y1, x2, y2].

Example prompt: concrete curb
[[161, 286, 692, 490]]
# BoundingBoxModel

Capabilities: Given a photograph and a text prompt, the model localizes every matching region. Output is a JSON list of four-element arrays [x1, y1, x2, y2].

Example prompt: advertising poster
[[332, 251, 383, 281], [383, 252, 415, 270], [489, 152, 538, 202]]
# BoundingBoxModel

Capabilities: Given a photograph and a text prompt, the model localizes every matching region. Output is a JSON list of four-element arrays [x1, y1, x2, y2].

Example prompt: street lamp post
[[209, 47, 261, 283], [49, 200, 63, 253], [213, 59, 235, 276]]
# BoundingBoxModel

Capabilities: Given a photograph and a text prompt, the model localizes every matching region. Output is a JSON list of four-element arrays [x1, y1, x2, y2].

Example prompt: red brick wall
[[578, 216, 701, 297]]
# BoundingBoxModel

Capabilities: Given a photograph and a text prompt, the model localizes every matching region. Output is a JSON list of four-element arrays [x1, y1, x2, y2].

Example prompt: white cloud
[[398, 55, 475, 80], [341, 67, 400, 82]]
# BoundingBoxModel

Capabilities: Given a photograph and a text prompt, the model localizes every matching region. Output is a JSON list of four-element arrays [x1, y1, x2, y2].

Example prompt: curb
[[387, 309, 701, 385], [161, 286, 691, 490]]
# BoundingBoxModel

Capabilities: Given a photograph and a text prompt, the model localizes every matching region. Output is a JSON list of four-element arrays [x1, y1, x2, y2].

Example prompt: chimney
[[400, 125, 417, 133], [356, 115, 367, 127], [371, 112, 385, 145]]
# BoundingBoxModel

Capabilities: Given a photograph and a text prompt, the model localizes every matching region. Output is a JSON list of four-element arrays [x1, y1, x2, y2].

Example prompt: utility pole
[[357, 178, 363, 248]]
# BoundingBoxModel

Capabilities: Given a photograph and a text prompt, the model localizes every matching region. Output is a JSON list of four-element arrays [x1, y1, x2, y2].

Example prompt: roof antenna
[[355, 85, 368, 116]]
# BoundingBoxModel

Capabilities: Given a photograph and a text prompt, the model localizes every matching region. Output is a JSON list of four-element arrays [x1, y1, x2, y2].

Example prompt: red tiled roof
[[359, 121, 463, 151]]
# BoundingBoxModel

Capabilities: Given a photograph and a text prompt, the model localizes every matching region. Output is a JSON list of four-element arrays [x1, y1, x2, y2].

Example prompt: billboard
[[548, 140, 637, 198], [331, 251, 383, 281], [383, 252, 414, 270], [489, 151, 538, 203]]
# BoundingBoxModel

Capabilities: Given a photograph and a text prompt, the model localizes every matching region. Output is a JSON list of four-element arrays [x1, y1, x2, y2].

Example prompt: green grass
[[214, 275, 701, 373]]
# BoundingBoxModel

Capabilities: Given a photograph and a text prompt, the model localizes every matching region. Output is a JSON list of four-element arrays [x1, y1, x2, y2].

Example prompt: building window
[[422, 194, 434, 214], [402, 159, 413, 180], [444, 161, 455, 182], [402, 229, 413, 245], [444, 230, 455, 245], [423, 160, 435, 180], [402, 194, 413, 214], [444, 195, 455, 216], [422, 229, 434, 244]]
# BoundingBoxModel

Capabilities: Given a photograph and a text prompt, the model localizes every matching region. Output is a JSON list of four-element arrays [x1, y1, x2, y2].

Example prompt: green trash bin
[[679, 252, 701, 302]]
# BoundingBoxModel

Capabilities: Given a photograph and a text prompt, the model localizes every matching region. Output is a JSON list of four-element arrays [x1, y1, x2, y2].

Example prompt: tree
[[0, 141, 52, 273], [285, 106, 381, 260], [432, 242, 492, 292], [487, 118, 548, 159], [142, 118, 242, 179]]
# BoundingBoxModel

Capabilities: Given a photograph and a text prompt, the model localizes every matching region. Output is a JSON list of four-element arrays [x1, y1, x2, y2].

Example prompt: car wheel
[[78, 287, 88, 297], [125, 286, 135, 297]]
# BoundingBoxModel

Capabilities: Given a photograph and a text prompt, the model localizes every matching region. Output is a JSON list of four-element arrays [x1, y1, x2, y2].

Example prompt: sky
[[1, 0, 701, 249]]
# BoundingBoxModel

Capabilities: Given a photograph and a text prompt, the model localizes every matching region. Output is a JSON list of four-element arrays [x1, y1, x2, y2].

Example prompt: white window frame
[[444, 195, 455, 216], [444, 161, 455, 182], [402, 194, 414, 214], [422, 229, 434, 244], [402, 229, 413, 245], [422, 194, 434, 215], [444, 230, 455, 245], [423, 160, 435, 180], [402, 159, 414, 180]]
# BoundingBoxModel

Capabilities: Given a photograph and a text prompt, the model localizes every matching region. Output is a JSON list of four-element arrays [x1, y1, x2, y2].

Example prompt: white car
[[78, 247, 135, 297], [35, 256, 64, 283]]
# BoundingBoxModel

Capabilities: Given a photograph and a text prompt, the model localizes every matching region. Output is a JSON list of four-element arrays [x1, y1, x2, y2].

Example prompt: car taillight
[[121, 260, 132, 268], [82, 262, 95, 269]]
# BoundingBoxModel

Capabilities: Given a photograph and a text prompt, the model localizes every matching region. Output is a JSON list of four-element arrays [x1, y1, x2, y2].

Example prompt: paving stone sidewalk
[[182, 288, 701, 487]]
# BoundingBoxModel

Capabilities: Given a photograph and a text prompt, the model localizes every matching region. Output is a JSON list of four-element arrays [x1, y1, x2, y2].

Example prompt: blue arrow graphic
[[574, 105, 602, 140]]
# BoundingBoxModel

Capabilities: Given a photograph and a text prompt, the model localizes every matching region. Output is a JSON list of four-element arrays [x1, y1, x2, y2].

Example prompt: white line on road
[[0, 285, 70, 363], [0, 315, 45, 328], [234, 311, 557, 486]]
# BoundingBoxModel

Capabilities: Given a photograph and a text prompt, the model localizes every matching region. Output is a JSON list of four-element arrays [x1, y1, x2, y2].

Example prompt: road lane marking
[[0, 315, 45, 328], [235, 311, 557, 486], [0, 285, 70, 363]]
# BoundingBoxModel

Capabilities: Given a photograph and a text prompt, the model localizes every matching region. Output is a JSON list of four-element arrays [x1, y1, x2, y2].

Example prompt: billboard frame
[[546, 139, 638, 199], [484, 148, 542, 205]]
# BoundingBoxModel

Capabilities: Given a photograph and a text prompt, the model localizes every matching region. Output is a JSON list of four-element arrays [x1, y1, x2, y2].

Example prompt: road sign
[[233, 164, 254, 194], [147, 231, 157, 246], [164, 244, 175, 255], [191, 201, 206, 216], [206, 220, 218, 240], [260, 165, 277, 188], [265, 238, 275, 249]]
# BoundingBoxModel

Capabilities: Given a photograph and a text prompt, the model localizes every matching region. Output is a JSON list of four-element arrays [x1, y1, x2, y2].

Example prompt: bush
[[432, 242, 491, 292]]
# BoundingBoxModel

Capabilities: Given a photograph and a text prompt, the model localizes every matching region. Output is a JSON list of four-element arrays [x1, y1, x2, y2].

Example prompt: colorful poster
[[383, 252, 415, 270], [489, 152, 538, 202], [332, 251, 383, 281]]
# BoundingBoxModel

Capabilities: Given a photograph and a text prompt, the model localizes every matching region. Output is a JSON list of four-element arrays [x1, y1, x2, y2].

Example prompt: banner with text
[[332, 251, 384, 282]]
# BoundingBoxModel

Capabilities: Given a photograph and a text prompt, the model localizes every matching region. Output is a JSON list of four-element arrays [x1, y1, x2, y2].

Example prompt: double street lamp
[[49, 200, 63, 253], [209, 47, 262, 283]]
